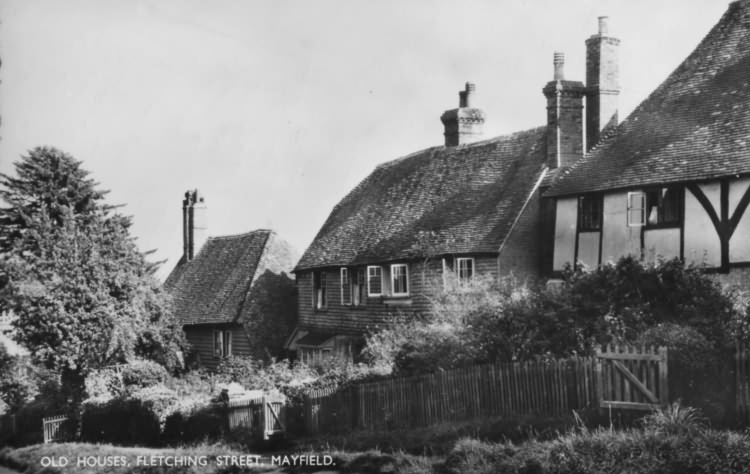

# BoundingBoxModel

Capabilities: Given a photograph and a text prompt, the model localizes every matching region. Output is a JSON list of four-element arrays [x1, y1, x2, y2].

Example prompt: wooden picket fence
[[42, 414, 68, 443], [305, 357, 598, 435]]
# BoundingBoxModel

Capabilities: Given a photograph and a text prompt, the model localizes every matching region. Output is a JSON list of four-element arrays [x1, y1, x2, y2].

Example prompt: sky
[[0, 0, 730, 280]]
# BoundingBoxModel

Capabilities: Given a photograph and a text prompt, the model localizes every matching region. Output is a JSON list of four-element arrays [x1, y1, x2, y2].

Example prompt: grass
[[5, 405, 749, 474]]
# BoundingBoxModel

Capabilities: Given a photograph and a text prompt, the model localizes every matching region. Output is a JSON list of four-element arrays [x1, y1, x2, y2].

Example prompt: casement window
[[340, 268, 352, 305], [213, 330, 232, 358], [578, 195, 603, 231], [646, 187, 682, 227], [352, 269, 365, 306], [456, 257, 475, 282], [627, 192, 646, 227], [313, 271, 327, 309], [390, 263, 409, 296], [367, 265, 383, 297]]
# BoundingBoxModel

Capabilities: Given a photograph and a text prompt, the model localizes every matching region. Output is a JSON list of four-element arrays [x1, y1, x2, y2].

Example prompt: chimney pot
[[441, 82, 485, 146], [459, 82, 476, 108], [553, 51, 565, 80], [598, 16, 609, 35]]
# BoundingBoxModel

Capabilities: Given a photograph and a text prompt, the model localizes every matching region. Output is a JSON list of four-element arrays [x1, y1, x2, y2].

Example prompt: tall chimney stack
[[441, 82, 485, 146], [543, 52, 585, 169], [182, 189, 207, 261], [585, 16, 620, 150]]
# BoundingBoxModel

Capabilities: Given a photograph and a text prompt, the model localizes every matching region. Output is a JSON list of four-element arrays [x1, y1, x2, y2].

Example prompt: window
[[367, 266, 382, 296], [213, 330, 232, 358], [313, 271, 327, 309], [578, 195, 602, 231], [340, 268, 351, 305], [456, 257, 475, 282], [646, 187, 682, 226], [352, 268, 365, 306], [390, 263, 409, 296], [627, 192, 646, 227]]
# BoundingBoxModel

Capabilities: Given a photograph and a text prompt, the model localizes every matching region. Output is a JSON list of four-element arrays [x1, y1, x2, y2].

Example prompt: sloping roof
[[296, 126, 547, 270], [547, 0, 750, 197], [164, 230, 272, 325]]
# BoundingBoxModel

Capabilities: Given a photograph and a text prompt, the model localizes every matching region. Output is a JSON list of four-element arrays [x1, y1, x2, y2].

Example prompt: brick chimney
[[543, 52, 585, 169], [585, 16, 620, 150], [440, 82, 485, 146], [182, 189, 207, 261]]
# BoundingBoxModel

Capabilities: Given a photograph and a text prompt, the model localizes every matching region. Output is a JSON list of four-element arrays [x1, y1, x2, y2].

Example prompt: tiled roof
[[296, 127, 547, 270], [164, 230, 272, 325], [547, 0, 750, 197]]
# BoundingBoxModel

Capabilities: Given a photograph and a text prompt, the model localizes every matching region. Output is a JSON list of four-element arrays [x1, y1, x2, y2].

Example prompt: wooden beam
[[600, 401, 660, 411], [596, 353, 662, 361]]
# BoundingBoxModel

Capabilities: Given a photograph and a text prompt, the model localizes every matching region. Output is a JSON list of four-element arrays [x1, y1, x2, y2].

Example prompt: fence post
[[594, 347, 603, 409], [658, 346, 668, 405]]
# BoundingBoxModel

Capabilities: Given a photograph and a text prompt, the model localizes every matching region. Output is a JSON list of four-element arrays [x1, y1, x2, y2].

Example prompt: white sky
[[0, 0, 728, 280]]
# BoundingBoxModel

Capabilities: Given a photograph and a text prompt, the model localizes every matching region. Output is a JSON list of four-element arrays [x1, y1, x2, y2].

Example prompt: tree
[[0, 147, 185, 403]]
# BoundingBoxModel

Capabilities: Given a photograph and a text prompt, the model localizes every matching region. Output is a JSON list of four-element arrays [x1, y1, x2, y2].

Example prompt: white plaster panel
[[699, 182, 721, 212], [577, 232, 600, 269], [729, 177, 750, 215], [553, 197, 578, 271], [684, 186, 721, 267], [601, 191, 641, 264], [730, 178, 750, 263], [643, 228, 680, 263]]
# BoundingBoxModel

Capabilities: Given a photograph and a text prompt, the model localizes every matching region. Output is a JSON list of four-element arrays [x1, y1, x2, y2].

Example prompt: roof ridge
[[207, 229, 272, 241], [376, 125, 547, 171]]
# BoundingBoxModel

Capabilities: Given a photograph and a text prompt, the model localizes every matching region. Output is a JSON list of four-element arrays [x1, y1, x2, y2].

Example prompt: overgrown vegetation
[[364, 257, 748, 377]]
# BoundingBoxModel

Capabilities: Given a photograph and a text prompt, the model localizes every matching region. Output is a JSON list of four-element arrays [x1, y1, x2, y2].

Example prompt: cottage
[[165, 190, 298, 370], [287, 12, 620, 362], [545, 0, 750, 287]]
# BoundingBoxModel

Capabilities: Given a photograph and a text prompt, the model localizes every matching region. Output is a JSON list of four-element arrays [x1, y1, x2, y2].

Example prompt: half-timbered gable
[[545, 0, 750, 284]]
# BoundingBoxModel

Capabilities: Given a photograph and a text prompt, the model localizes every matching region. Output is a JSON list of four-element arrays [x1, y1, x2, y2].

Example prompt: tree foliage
[[0, 147, 185, 400]]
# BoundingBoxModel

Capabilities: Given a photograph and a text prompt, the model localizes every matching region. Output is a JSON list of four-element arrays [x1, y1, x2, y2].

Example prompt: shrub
[[80, 384, 178, 446], [120, 359, 169, 391]]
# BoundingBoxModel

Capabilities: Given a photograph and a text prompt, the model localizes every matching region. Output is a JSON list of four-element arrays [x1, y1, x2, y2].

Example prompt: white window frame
[[627, 191, 646, 227], [213, 329, 232, 358], [340, 267, 352, 305], [367, 265, 383, 297], [456, 257, 475, 282], [390, 263, 409, 296]]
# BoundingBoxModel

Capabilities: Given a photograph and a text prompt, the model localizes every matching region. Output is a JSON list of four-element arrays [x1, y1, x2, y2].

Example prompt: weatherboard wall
[[296, 257, 499, 336]]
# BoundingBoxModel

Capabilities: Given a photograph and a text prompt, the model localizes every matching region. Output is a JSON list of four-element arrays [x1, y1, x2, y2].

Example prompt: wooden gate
[[42, 415, 69, 443], [595, 345, 668, 410]]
